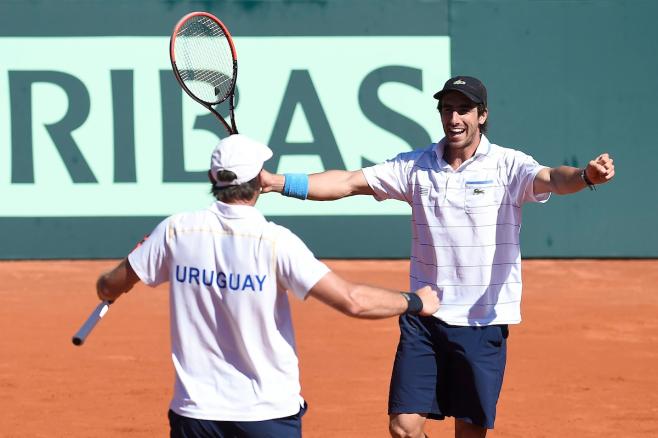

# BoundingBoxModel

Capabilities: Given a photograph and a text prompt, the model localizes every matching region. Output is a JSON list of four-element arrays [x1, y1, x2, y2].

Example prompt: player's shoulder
[[164, 208, 219, 231], [263, 220, 302, 242], [385, 143, 436, 169], [486, 140, 537, 164], [266, 221, 317, 256], [397, 143, 435, 160], [169, 208, 211, 223], [484, 140, 545, 181]]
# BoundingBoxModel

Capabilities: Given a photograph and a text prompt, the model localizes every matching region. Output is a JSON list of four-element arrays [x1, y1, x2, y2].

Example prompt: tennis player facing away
[[95, 134, 439, 438]]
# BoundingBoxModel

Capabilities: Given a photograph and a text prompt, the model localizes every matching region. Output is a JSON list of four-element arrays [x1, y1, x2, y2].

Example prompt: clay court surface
[[1, 259, 657, 437]]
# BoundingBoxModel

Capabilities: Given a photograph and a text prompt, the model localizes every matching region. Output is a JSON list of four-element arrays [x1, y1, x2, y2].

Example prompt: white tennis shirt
[[128, 201, 330, 421], [362, 135, 549, 326]]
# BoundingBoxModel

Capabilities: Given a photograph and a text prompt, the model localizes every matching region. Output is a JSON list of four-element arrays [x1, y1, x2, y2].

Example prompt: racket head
[[170, 12, 238, 107]]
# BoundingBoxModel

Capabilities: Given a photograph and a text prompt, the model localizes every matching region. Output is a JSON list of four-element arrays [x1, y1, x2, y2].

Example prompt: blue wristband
[[282, 173, 309, 200]]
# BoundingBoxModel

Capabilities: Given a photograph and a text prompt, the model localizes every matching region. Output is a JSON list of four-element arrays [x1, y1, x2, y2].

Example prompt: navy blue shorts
[[388, 314, 508, 429], [168, 403, 307, 438]]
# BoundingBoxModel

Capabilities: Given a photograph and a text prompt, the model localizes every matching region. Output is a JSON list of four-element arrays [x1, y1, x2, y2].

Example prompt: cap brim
[[433, 88, 483, 104]]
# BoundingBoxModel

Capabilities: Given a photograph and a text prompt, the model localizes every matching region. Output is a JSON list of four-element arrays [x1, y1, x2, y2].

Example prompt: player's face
[[439, 91, 487, 151]]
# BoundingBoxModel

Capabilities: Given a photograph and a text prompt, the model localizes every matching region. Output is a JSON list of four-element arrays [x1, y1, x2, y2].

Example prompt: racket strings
[[175, 16, 235, 104]]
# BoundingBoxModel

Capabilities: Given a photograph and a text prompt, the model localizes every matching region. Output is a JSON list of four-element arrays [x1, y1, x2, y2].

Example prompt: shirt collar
[[474, 134, 492, 157], [434, 134, 492, 168], [209, 200, 266, 221]]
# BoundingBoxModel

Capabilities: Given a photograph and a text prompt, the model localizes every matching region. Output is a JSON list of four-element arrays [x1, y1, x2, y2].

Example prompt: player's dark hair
[[437, 100, 488, 134], [211, 170, 260, 203]]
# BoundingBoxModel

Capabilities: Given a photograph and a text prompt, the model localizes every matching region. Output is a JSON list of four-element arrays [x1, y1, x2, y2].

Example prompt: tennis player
[[95, 134, 439, 438], [260, 76, 615, 438]]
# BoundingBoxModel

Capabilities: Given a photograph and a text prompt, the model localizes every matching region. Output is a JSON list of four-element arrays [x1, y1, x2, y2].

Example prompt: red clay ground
[[1, 260, 657, 437]]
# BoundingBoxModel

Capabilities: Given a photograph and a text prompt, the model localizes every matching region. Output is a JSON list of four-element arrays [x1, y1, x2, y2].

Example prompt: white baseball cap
[[210, 134, 273, 187]]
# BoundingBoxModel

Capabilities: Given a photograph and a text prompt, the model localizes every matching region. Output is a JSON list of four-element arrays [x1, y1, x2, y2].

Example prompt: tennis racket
[[72, 300, 111, 346], [170, 11, 239, 135]]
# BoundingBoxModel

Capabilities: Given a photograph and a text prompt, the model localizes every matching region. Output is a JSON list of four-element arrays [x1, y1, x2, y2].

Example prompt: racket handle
[[72, 300, 112, 346]]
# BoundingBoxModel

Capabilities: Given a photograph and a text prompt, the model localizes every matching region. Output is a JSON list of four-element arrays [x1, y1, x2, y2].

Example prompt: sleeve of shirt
[[361, 153, 413, 203], [507, 150, 551, 206], [127, 217, 171, 287], [275, 228, 331, 300]]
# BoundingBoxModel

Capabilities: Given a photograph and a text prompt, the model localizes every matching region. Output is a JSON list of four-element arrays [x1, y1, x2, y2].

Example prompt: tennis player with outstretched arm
[[95, 134, 439, 438], [259, 76, 615, 438]]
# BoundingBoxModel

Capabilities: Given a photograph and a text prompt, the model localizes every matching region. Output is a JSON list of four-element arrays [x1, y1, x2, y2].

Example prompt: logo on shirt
[[473, 188, 485, 195], [175, 265, 267, 292], [418, 187, 429, 196]]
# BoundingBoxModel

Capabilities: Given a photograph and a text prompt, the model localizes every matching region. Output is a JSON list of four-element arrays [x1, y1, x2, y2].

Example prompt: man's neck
[[442, 135, 482, 170], [224, 193, 259, 207]]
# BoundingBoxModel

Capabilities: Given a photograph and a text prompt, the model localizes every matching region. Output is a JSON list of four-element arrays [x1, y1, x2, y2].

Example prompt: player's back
[[164, 200, 306, 421]]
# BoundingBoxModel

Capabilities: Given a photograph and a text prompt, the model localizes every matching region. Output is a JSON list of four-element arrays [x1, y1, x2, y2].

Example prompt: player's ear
[[478, 108, 488, 125]]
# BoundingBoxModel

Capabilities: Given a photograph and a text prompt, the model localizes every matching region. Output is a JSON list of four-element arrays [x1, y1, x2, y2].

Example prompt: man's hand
[[258, 169, 285, 194], [585, 153, 615, 185], [96, 275, 114, 302], [414, 286, 440, 316], [95, 258, 140, 302]]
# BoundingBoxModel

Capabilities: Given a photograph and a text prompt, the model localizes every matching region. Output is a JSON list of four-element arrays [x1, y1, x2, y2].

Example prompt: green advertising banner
[[1, 36, 449, 217], [0, 0, 655, 258]]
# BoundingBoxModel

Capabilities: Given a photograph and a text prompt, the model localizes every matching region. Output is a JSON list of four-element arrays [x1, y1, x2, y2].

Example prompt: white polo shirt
[[362, 135, 549, 326], [128, 201, 330, 421]]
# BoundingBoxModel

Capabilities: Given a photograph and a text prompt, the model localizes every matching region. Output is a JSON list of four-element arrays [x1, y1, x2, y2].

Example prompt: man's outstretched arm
[[307, 271, 439, 319], [259, 168, 375, 201], [534, 152, 615, 195]]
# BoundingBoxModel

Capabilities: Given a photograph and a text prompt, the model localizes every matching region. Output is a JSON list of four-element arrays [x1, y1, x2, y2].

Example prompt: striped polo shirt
[[362, 135, 549, 326]]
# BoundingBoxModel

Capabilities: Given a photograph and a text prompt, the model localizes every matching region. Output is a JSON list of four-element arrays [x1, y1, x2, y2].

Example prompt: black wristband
[[401, 292, 423, 315], [581, 168, 596, 191]]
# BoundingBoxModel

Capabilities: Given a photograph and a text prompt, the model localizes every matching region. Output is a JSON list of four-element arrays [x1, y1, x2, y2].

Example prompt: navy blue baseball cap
[[433, 76, 487, 106]]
